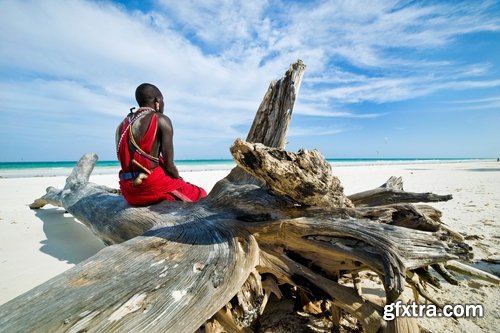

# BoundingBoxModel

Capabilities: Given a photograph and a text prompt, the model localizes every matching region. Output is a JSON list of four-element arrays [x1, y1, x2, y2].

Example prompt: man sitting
[[116, 83, 207, 205]]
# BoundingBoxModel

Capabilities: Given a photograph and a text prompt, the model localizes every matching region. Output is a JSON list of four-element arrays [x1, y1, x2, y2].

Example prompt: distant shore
[[0, 160, 499, 332], [0, 159, 235, 178], [0, 158, 495, 178]]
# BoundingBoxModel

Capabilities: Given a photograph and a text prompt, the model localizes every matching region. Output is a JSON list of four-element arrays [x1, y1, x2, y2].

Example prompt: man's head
[[135, 83, 164, 113]]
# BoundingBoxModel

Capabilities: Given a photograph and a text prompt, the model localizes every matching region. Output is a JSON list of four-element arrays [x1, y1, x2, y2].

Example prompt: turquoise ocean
[[0, 158, 493, 178]]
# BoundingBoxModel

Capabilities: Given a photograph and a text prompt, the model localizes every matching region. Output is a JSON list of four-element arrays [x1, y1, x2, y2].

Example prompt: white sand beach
[[0, 161, 499, 332]]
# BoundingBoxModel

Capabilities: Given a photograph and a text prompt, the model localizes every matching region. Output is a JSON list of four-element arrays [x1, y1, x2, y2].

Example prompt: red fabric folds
[[119, 167, 207, 206]]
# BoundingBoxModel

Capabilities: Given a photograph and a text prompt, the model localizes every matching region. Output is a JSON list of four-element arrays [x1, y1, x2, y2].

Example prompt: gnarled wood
[[348, 176, 453, 207], [230, 139, 353, 208], [223, 59, 306, 186], [29, 186, 63, 209], [0, 60, 491, 333]]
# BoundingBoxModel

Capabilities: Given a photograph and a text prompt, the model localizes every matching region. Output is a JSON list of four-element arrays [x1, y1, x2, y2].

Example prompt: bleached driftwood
[[0, 60, 492, 333]]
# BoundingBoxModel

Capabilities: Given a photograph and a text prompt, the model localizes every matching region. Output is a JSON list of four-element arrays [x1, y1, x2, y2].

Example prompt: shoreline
[[0, 158, 496, 179], [0, 161, 498, 332]]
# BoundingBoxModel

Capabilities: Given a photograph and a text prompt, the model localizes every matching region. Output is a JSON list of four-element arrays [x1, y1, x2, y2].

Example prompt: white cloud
[[446, 96, 500, 104], [294, 101, 384, 118], [0, 0, 499, 160], [0, 0, 274, 157], [152, 0, 500, 106], [289, 126, 345, 137], [0, 80, 129, 117], [435, 95, 500, 112]]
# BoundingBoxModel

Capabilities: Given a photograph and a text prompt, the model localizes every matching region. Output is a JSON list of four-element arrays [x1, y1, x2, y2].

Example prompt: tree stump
[[1, 60, 497, 333]]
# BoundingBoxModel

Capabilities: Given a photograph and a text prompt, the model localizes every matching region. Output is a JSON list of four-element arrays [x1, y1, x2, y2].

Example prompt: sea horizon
[[0, 157, 496, 178]]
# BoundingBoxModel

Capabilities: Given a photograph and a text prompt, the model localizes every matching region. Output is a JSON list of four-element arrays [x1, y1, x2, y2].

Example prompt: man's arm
[[157, 114, 180, 179], [115, 122, 123, 149], [115, 121, 127, 158]]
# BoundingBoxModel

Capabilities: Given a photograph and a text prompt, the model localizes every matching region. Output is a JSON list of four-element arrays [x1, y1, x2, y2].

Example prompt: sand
[[0, 161, 498, 332]]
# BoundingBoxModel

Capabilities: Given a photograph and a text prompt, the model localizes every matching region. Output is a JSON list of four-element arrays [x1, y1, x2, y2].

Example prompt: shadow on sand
[[32, 208, 105, 264]]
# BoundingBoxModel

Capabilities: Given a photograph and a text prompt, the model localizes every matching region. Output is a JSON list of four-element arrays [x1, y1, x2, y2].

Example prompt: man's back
[[115, 83, 207, 205]]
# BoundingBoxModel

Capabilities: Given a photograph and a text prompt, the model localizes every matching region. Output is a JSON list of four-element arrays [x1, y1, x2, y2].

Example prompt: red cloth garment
[[117, 111, 159, 172], [117, 111, 207, 205], [119, 167, 207, 205]]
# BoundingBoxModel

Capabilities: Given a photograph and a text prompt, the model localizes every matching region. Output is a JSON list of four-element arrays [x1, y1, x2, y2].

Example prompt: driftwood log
[[1, 60, 497, 333]]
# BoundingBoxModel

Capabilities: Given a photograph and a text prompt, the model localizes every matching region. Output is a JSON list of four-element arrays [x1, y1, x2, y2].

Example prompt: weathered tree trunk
[[1, 60, 496, 333]]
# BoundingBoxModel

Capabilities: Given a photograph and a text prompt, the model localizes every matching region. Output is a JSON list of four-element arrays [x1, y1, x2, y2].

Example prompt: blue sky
[[1, 0, 499, 162]]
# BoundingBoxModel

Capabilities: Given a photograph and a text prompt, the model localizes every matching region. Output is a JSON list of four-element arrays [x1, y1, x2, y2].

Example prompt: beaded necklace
[[116, 107, 156, 158]]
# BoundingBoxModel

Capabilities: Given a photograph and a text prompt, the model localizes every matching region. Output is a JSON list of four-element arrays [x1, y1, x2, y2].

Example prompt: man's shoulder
[[116, 117, 128, 130], [157, 112, 171, 120], [156, 113, 172, 126]]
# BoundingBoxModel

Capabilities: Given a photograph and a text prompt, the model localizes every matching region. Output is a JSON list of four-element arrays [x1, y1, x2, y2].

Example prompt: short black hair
[[135, 83, 162, 106]]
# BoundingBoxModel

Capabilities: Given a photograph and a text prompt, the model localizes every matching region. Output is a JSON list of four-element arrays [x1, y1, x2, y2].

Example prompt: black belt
[[120, 172, 142, 181]]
